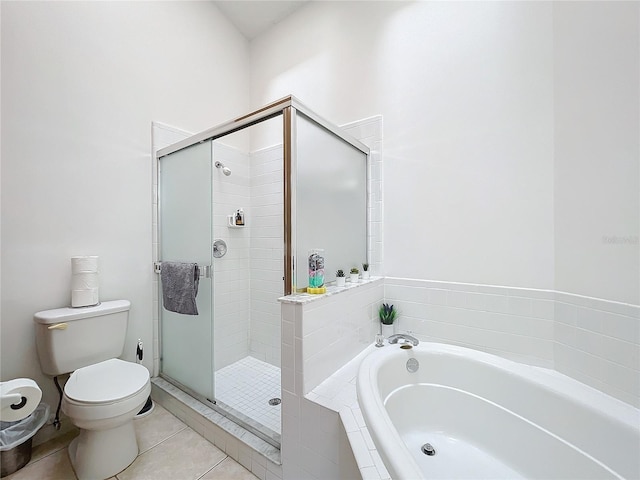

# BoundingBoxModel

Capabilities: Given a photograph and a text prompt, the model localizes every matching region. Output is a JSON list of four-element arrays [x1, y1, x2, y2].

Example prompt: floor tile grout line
[[136, 423, 189, 456], [195, 455, 230, 480]]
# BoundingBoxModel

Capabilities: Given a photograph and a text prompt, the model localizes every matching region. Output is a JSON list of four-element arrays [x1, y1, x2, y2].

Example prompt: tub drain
[[268, 398, 281, 406], [421, 443, 436, 456]]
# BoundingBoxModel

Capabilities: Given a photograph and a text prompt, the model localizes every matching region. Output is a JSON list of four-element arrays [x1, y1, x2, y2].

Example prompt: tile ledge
[[278, 277, 383, 304]]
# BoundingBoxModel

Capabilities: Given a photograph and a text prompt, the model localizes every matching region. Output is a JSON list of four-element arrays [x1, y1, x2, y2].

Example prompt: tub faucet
[[387, 333, 419, 346]]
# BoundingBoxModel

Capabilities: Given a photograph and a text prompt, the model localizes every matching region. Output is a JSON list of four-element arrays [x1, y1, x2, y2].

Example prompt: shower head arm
[[214, 161, 231, 176]]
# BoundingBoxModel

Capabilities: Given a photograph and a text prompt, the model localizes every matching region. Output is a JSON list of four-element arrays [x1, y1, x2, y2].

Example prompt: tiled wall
[[212, 143, 251, 370], [249, 145, 284, 367], [298, 282, 384, 393], [340, 116, 383, 277], [554, 292, 639, 407], [384, 277, 556, 368], [384, 277, 640, 407], [280, 279, 383, 479]]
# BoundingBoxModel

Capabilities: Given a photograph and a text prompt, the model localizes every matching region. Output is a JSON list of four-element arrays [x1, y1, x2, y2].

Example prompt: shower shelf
[[227, 215, 245, 228]]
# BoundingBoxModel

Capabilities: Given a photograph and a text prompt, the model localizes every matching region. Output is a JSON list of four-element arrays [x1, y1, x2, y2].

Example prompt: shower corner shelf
[[227, 215, 245, 228]]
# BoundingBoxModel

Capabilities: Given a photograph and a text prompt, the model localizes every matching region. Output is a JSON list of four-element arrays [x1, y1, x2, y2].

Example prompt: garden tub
[[357, 342, 639, 479]]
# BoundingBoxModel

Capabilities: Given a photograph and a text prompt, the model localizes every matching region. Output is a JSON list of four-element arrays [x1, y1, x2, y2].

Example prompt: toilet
[[33, 300, 150, 480]]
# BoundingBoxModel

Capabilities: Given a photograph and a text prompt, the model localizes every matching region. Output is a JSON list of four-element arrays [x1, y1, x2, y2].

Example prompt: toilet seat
[[65, 358, 149, 404], [62, 359, 150, 423]]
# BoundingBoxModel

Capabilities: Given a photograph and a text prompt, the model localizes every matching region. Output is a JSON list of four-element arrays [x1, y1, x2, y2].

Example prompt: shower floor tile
[[215, 356, 281, 435]]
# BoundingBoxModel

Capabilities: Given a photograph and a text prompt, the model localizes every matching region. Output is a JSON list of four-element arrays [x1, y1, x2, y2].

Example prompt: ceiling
[[213, 1, 311, 40]]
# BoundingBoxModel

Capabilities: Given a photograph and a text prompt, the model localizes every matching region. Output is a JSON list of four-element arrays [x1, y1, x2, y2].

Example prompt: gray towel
[[161, 262, 200, 315]]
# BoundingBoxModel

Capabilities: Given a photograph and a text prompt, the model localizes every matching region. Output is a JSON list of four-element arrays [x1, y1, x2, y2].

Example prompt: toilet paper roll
[[71, 256, 99, 274], [72, 288, 99, 308], [71, 272, 99, 290], [0, 378, 42, 422]]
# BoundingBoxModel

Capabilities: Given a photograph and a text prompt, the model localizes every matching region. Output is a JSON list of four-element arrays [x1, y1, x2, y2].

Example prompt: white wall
[[251, 0, 555, 290], [1, 1, 249, 439], [252, 1, 639, 307], [553, 2, 639, 305]]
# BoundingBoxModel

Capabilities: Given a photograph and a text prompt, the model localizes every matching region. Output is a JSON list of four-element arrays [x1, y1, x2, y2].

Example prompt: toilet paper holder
[[1, 378, 42, 422]]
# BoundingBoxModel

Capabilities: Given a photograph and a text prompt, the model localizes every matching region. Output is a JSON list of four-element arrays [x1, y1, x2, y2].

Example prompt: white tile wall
[[340, 116, 384, 276], [300, 281, 384, 393], [250, 145, 284, 367], [554, 291, 640, 407], [212, 142, 251, 370], [385, 277, 556, 368], [280, 279, 384, 480], [383, 277, 640, 407]]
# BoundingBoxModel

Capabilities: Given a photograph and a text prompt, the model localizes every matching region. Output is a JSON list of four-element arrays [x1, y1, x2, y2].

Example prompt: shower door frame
[[155, 95, 370, 446]]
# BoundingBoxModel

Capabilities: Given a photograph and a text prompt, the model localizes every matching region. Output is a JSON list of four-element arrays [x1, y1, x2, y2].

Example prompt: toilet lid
[[64, 359, 149, 404]]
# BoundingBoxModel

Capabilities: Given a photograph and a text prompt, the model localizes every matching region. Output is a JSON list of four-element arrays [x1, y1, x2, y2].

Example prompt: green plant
[[378, 303, 397, 325], [362, 263, 369, 272], [350, 267, 359, 275], [336, 269, 345, 277]]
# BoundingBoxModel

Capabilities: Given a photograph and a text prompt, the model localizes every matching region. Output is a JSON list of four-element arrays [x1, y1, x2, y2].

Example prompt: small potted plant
[[335, 269, 346, 287], [379, 302, 397, 337], [350, 267, 359, 283], [361, 262, 370, 280]]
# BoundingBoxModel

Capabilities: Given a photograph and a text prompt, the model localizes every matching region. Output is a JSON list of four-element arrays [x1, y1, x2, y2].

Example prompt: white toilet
[[34, 300, 150, 480]]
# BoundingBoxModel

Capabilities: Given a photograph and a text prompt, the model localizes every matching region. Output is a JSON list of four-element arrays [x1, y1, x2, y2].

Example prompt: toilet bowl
[[33, 300, 150, 480], [62, 359, 150, 480]]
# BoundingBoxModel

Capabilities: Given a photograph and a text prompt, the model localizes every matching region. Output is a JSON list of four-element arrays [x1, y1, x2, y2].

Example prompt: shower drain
[[268, 398, 281, 406], [421, 443, 436, 456]]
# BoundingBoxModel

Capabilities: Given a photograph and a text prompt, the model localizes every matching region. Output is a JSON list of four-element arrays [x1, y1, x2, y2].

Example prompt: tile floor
[[5, 403, 258, 480], [215, 356, 281, 435]]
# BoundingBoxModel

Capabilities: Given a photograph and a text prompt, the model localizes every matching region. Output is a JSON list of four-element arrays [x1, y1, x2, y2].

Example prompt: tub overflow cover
[[406, 358, 419, 373]]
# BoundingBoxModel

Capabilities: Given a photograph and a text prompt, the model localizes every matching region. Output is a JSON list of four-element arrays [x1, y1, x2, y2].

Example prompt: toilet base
[[68, 420, 138, 480]]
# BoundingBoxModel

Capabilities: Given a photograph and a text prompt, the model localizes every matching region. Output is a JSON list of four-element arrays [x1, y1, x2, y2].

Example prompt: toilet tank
[[34, 300, 131, 376]]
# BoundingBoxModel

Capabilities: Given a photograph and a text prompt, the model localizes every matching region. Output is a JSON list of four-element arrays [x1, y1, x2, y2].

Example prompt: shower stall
[[155, 96, 369, 448]]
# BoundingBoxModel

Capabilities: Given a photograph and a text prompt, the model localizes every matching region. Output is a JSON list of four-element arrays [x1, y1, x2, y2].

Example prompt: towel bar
[[154, 262, 211, 279]]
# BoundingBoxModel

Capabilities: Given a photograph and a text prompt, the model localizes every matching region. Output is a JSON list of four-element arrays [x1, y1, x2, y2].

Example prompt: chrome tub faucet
[[387, 333, 419, 346]]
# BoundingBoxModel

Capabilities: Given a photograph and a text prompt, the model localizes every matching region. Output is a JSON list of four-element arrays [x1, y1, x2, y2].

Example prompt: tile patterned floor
[[5, 403, 258, 480], [215, 356, 281, 435]]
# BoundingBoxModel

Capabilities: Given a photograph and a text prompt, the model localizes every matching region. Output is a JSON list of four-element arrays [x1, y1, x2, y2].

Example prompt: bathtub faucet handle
[[387, 333, 419, 346]]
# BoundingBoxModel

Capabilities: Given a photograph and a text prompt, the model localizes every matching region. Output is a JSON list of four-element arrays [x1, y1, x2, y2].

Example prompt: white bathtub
[[357, 342, 640, 480]]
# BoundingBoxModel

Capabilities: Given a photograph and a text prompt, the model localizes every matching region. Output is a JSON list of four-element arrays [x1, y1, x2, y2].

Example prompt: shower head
[[215, 161, 231, 176]]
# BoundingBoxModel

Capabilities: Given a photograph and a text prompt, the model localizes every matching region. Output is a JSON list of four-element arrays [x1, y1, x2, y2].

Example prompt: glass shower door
[[159, 141, 214, 401]]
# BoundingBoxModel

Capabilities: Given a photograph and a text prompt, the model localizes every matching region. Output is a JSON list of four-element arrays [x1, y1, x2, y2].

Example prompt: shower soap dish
[[227, 215, 244, 228]]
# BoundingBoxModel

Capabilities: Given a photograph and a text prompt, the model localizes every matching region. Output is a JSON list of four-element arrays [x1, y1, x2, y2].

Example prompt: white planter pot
[[381, 323, 395, 338], [361, 271, 370, 280], [350, 273, 359, 284], [336, 276, 346, 287]]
